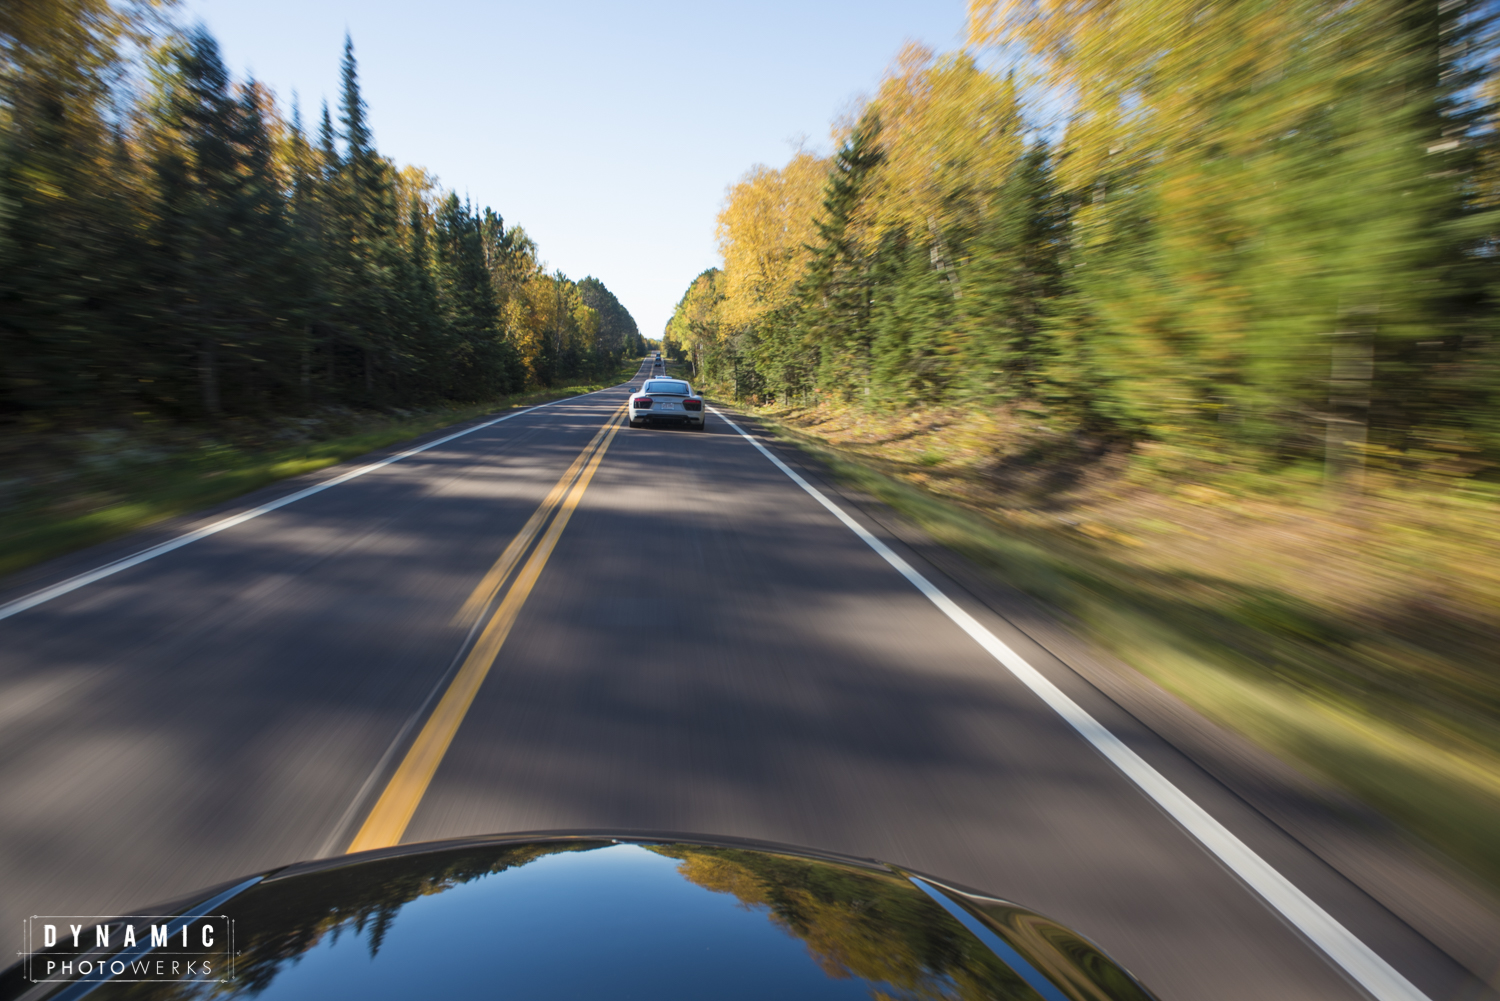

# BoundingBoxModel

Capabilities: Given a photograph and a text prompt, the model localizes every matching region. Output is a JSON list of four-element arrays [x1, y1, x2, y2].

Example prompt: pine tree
[[285, 98, 329, 403], [797, 112, 884, 400], [400, 200, 445, 396], [231, 81, 298, 411], [961, 141, 1064, 401], [434, 193, 508, 397], [328, 36, 404, 399], [147, 28, 251, 416], [0, 1, 152, 418], [869, 235, 958, 405]]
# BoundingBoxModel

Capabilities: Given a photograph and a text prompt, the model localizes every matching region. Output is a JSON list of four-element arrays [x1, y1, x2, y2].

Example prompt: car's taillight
[[684, 398, 702, 411], [635, 397, 653, 408]]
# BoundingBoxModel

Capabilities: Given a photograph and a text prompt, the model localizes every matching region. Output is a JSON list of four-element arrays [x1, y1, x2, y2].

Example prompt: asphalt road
[[0, 361, 1486, 1000]]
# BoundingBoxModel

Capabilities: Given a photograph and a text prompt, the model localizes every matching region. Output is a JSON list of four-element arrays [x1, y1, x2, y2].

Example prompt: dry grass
[[755, 399, 1500, 898]]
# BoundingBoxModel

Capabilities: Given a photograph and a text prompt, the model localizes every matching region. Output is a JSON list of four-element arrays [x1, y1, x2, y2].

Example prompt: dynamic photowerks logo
[[21, 914, 234, 986]]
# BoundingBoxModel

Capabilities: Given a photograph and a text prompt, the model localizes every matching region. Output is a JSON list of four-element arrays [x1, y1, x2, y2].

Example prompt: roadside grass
[[754, 403, 1500, 900], [0, 364, 638, 581]]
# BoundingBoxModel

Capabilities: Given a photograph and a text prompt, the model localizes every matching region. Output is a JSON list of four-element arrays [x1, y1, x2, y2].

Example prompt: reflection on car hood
[[3, 831, 1158, 1001]]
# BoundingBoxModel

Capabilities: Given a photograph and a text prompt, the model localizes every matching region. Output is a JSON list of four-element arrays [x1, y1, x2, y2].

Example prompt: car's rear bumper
[[630, 412, 704, 427]]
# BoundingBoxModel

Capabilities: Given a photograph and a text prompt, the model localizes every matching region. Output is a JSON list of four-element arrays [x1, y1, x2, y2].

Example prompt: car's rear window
[[644, 381, 690, 395]]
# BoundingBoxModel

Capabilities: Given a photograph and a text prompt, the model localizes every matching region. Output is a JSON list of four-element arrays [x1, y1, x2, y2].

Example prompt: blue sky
[[177, 0, 973, 340]]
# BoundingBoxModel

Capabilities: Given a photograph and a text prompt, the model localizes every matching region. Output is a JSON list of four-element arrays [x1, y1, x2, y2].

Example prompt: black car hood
[[3, 831, 1156, 1001]]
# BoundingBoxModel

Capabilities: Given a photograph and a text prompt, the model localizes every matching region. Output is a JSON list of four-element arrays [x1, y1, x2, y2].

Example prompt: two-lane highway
[[0, 362, 1485, 1000]]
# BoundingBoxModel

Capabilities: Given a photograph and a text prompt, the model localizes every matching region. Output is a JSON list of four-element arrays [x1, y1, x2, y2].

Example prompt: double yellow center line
[[346, 402, 627, 853]]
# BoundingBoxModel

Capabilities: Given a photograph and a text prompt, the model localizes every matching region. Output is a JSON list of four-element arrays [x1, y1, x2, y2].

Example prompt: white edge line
[[0, 380, 635, 623], [708, 405, 1429, 1001]]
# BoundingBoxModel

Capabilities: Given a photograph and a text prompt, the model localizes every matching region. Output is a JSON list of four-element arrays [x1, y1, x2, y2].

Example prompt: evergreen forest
[[1, 2, 644, 430]]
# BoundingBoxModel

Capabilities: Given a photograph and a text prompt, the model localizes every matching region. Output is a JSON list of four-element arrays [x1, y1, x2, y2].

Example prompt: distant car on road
[[630, 379, 705, 430]]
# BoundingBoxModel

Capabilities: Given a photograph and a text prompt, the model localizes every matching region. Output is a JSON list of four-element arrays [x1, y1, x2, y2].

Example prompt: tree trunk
[[200, 333, 220, 415], [300, 325, 312, 402], [1324, 329, 1372, 491], [927, 216, 962, 298]]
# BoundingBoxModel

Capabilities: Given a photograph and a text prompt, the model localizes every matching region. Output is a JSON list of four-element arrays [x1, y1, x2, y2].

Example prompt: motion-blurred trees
[[0, 7, 636, 430], [1, 0, 166, 419], [692, 0, 1500, 478], [578, 276, 644, 363], [663, 267, 729, 383]]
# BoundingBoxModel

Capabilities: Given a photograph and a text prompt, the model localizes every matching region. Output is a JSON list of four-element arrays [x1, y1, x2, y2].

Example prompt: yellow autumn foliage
[[966, 0, 1390, 195], [663, 267, 723, 371], [857, 43, 1024, 249], [714, 46, 1028, 337], [715, 151, 828, 330], [394, 165, 440, 225], [667, 849, 1015, 999]]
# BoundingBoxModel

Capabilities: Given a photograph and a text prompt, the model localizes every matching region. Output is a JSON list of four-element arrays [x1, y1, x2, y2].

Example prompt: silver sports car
[[629, 379, 706, 430]]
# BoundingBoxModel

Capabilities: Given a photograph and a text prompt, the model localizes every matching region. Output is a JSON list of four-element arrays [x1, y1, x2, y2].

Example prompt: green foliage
[[800, 113, 885, 401], [0, 11, 639, 433], [869, 235, 960, 404], [433, 193, 522, 397], [577, 275, 643, 362], [695, 0, 1500, 477]]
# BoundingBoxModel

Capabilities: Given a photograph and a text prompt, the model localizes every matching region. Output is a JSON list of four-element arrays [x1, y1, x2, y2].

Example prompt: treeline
[[0, 3, 643, 426], [670, 0, 1500, 479]]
